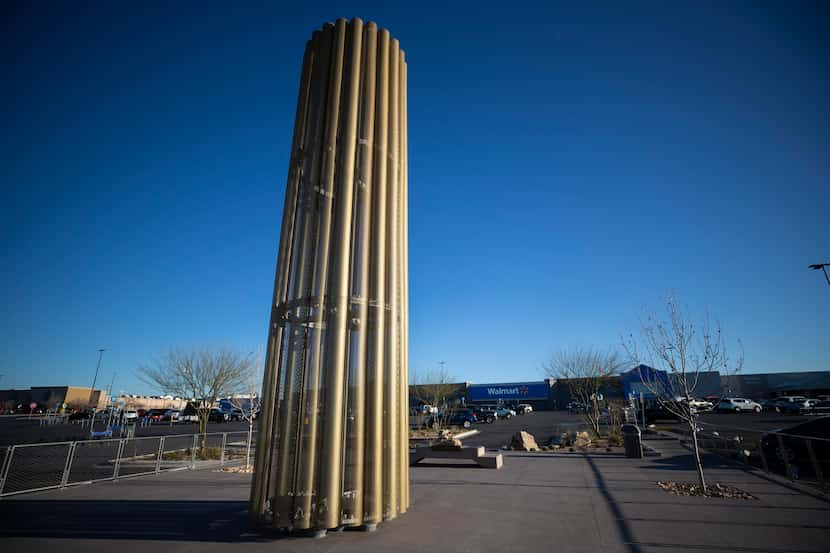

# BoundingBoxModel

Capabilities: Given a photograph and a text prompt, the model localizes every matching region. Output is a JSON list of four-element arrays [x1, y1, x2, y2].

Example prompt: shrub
[[606, 428, 623, 447], [162, 447, 222, 461]]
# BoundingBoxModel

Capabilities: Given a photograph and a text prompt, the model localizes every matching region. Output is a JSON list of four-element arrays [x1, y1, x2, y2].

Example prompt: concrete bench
[[410, 445, 503, 469]]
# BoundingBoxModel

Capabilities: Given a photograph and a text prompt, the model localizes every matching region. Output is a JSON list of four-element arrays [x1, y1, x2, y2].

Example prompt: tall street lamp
[[809, 263, 830, 287], [89, 348, 106, 409]]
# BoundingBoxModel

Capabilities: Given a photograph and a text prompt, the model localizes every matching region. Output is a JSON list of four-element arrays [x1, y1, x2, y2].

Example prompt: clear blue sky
[[2, 1, 827, 395]]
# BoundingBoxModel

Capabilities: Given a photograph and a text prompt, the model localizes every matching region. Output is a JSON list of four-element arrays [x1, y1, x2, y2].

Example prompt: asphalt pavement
[[1, 432, 827, 553]]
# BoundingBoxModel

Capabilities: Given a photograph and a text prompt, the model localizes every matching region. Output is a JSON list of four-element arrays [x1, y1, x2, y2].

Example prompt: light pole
[[438, 361, 447, 410], [88, 348, 106, 418], [809, 263, 830, 287], [107, 372, 117, 406]]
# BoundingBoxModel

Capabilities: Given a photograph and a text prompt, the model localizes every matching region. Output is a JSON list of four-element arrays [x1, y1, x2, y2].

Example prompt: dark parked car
[[811, 401, 830, 415], [147, 409, 167, 422], [642, 402, 681, 423], [471, 407, 496, 424], [759, 399, 778, 412], [208, 409, 230, 423], [760, 417, 830, 480], [426, 409, 477, 429]]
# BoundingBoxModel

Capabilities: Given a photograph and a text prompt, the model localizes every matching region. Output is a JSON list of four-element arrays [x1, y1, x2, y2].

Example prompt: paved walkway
[[0, 437, 828, 553]]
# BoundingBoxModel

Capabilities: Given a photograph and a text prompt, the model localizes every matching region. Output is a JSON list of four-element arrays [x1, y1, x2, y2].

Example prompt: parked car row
[[422, 403, 534, 429], [716, 396, 829, 415]]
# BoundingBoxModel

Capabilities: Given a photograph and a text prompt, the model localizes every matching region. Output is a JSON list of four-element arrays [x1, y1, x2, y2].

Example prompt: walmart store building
[[466, 380, 556, 411]]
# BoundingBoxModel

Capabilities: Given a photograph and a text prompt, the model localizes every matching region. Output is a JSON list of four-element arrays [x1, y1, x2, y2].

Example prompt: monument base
[[410, 445, 504, 469]]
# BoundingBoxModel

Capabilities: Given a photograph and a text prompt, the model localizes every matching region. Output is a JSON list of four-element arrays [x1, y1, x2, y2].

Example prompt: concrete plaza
[[0, 437, 828, 553]]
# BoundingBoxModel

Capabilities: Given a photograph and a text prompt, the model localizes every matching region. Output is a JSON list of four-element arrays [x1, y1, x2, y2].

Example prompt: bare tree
[[543, 348, 623, 437], [409, 366, 461, 431], [623, 298, 743, 491], [139, 347, 249, 449], [229, 352, 261, 471]]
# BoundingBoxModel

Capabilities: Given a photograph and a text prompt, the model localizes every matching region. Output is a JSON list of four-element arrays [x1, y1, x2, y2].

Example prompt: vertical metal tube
[[293, 18, 347, 530], [252, 20, 408, 533], [399, 52, 410, 514], [777, 434, 793, 480], [251, 38, 315, 519], [317, 17, 363, 531], [0, 446, 14, 496], [220, 432, 228, 467], [341, 22, 377, 528], [61, 443, 76, 488], [363, 28, 390, 526], [805, 439, 825, 491], [156, 436, 165, 474], [272, 26, 333, 529], [114, 439, 125, 479], [383, 37, 401, 520]]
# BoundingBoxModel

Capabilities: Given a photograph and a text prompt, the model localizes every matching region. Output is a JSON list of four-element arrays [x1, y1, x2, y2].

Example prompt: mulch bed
[[657, 481, 757, 500]]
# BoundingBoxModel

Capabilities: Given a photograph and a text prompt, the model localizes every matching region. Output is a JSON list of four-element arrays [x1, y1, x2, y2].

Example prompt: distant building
[[619, 366, 722, 401], [467, 380, 555, 411], [115, 395, 187, 411], [0, 386, 107, 412], [725, 371, 830, 399]]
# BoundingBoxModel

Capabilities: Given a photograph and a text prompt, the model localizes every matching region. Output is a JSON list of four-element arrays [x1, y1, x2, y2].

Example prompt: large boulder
[[511, 431, 540, 451], [574, 431, 592, 449]]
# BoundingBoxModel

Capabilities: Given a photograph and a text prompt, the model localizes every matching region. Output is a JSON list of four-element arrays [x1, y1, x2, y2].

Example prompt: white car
[[717, 398, 762, 413], [419, 405, 438, 414], [774, 396, 808, 413], [517, 404, 533, 414], [178, 411, 199, 423], [684, 398, 713, 412], [495, 407, 516, 419], [123, 410, 138, 421]]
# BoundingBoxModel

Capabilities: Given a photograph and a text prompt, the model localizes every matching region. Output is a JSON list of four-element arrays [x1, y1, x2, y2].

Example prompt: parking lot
[[4, 407, 826, 498], [0, 415, 253, 448]]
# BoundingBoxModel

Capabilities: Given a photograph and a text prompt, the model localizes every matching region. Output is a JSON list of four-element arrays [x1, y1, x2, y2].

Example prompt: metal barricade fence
[[66, 438, 121, 485], [0, 429, 258, 497], [118, 436, 164, 479], [223, 430, 256, 468], [161, 433, 196, 471], [0, 441, 73, 496], [694, 421, 829, 493]]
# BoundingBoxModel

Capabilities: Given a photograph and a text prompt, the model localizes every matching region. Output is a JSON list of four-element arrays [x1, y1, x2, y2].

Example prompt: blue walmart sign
[[468, 381, 549, 401]]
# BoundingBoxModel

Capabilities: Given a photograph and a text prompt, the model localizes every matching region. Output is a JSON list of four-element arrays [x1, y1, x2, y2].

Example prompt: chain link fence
[[0, 430, 257, 497]]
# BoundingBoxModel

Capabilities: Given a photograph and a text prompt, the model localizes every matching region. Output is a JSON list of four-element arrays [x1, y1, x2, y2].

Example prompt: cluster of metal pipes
[[250, 18, 409, 533]]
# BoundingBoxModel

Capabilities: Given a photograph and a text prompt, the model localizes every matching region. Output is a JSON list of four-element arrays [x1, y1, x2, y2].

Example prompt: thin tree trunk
[[689, 419, 707, 490], [199, 414, 208, 450], [592, 397, 601, 436], [246, 418, 253, 470]]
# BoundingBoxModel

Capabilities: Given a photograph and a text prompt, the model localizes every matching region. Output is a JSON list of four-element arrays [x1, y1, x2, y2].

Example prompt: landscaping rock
[[432, 438, 463, 450], [657, 481, 757, 500], [574, 431, 592, 449], [511, 431, 540, 451]]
